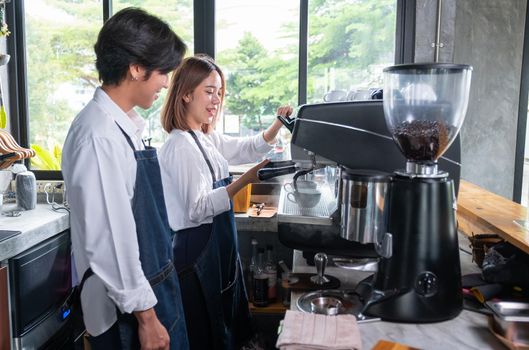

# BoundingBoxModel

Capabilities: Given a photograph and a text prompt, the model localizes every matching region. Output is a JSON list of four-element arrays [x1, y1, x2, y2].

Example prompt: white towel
[[276, 310, 362, 350]]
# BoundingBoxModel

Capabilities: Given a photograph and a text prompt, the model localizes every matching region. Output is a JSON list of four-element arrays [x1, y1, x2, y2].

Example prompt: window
[[215, 0, 299, 145], [215, 0, 396, 161], [307, 0, 397, 103], [113, 0, 194, 148], [23, 0, 194, 170], [25, 0, 102, 170], [9, 0, 406, 177]]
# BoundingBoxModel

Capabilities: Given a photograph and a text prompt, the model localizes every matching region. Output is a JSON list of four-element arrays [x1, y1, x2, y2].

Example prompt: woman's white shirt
[[159, 129, 273, 232], [62, 88, 157, 336]]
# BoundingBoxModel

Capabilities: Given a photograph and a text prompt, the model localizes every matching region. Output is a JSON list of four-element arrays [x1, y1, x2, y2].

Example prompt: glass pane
[[26, 0, 102, 170], [113, 1, 194, 148], [216, 0, 299, 161], [307, 0, 397, 103]]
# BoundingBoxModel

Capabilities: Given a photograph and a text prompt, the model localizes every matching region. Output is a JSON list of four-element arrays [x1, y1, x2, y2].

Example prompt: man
[[62, 8, 188, 350]]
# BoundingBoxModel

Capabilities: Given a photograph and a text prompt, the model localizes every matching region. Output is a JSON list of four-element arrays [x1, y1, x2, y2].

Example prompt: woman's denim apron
[[173, 131, 252, 349], [80, 125, 189, 350]]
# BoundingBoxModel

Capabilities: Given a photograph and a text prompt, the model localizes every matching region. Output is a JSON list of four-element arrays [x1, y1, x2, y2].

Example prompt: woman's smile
[[206, 107, 217, 116]]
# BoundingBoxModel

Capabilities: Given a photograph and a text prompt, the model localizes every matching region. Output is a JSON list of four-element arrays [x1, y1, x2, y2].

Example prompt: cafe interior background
[[1, 0, 529, 349]]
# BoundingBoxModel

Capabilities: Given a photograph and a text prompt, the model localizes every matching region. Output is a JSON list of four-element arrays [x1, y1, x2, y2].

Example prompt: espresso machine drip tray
[[297, 290, 361, 315], [297, 289, 379, 322], [278, 184, 337, 225]]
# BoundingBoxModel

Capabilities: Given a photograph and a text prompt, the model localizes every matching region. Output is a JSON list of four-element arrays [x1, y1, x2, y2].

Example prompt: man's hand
[[134, 308, 170, 350]]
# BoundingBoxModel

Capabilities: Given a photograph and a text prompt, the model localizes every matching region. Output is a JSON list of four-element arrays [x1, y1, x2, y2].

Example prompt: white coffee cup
[[284, 180, 321, 208], [323, 90, 347, 102]]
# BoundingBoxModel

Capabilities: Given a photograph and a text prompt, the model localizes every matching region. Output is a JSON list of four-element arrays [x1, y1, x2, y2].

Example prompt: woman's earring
[[131, 76, 138, 81]]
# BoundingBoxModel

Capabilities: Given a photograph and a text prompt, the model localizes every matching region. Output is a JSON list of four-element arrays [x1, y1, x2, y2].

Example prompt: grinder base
[[361, 175, 463, 322]]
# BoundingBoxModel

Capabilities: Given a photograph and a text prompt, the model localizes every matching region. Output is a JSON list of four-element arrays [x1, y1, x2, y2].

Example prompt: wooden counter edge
[[457, 180, 529, 255], [248, 300, 287, 314]]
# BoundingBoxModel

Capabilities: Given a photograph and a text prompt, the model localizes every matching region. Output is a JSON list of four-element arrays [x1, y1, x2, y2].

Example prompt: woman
[[159, 55, 292, 349], [62, 8, 189, 350]]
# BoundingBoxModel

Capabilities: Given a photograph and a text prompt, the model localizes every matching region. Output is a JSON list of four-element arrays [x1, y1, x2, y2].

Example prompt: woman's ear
[[183, 93, 192, 103]]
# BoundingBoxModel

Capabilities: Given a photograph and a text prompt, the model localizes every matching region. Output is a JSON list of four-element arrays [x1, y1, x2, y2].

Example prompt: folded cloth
[[276, 310, 362, 350]]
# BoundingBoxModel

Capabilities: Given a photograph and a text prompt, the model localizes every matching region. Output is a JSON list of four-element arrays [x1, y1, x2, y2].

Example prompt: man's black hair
[[94, 7, 187, 85]]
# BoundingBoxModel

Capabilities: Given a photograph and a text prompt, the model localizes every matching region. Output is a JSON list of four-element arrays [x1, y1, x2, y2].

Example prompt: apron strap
[[115, 122, 137, 152], [78, 267, 94, 294], [188, 130, 216, 184]]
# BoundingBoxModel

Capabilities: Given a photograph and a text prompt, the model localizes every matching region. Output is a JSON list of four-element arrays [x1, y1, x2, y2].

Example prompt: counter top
[[0, 204, 69, 261], [291, 234, 504, 350], [234, 212, 278, 232], [0, 204, 273, 262], [458, 179, 529, 254]]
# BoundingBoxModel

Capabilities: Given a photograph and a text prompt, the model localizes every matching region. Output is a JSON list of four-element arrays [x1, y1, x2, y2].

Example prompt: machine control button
[[415, 272, 438, 297]]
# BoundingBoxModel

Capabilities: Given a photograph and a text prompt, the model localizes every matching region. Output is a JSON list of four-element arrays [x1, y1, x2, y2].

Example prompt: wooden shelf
[[457, 180, 529, 254], [248, 300, 287, 315]]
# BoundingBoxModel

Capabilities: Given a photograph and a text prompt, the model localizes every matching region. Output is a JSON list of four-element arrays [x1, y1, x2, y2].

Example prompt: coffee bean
[[393, 120, 452, 162]]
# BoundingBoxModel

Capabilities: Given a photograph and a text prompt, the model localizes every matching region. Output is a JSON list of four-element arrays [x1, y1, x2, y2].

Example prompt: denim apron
[[173, 131, 252, 349], [80, 125, 189, 350]]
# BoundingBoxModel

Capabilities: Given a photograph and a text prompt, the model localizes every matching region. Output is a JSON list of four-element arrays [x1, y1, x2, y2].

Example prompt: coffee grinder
[[360, 63, 472, 322]]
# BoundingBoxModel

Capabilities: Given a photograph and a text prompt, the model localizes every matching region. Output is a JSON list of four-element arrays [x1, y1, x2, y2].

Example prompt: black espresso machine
[[271, 63, 472, 323]]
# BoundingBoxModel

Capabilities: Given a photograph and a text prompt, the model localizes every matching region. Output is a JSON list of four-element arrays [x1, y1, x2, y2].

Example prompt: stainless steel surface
[[297, 289, 379, 322], [13, 306, 67, 350], [487, 301, 529, 321], [310, 297, 343, 316], [396, 161, 449, 178], [332, 257, 378, 272], [375, 232, 392, 259], [434, 0, 443, 62], [278, 182, 337, 225], [340, 176, 388, 244], [311, 252, 330, 285], [487, 301, 529, 345]]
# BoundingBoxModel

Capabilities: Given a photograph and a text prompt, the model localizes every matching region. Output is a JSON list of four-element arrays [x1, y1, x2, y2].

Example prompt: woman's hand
[[263, 105, 293, 143], [226, 159, 270, 198], [277, 105, 294, 119]]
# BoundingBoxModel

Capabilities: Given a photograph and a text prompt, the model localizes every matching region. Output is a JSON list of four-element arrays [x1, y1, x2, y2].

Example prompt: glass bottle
[[253, 248, 269, 307], [246, 238, 258, 302], [265, 245, 277, 301]]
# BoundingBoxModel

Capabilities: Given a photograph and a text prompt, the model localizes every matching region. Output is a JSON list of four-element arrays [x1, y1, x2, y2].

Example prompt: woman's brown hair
[[161, 54, 225, 134]]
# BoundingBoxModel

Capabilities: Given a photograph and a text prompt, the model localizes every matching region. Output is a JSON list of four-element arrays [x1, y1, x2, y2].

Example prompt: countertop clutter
[[290, 235, 505, 350], [0, 193, 518, 350]]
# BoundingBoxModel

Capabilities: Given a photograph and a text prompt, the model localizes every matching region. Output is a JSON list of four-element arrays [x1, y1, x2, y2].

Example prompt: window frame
[[6, 0, 414, 180], [513, 1, 529, 203]]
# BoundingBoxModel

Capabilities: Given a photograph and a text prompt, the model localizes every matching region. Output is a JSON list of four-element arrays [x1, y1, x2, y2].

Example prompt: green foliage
[[0, 105, 6, 129], [307, 0, 396, 98], [26, 0, 395, 165], [27, 0, 194, 168], [217, 0, 396, 130], [217, 32, 298, 131], [30, 144, 62, 171]]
